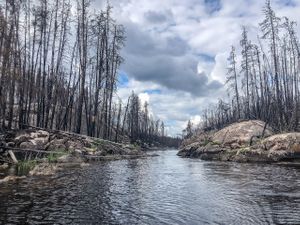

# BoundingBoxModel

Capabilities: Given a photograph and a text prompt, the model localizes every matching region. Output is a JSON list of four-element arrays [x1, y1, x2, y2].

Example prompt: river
[[0, 149, 300, 225]]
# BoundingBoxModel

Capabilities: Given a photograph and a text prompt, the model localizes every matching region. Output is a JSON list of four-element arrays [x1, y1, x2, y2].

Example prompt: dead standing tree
[[202, 0, 300, 133]]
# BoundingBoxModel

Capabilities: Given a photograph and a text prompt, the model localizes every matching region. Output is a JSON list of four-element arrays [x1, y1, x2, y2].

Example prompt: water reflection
[[0, 150, 300, 225]]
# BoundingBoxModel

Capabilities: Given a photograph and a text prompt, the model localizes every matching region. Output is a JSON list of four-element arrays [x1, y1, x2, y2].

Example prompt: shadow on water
[[0, 149, 300, 225]]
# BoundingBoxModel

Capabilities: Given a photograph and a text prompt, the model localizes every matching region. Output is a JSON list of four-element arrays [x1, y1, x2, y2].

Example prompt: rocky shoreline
[[0, 128, 154, 181], [178, 120, 300, 163]]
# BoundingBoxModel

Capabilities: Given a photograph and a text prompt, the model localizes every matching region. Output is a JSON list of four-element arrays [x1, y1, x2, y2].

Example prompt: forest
[[0, 0, 179, 147], [199, 0, 300, 133]]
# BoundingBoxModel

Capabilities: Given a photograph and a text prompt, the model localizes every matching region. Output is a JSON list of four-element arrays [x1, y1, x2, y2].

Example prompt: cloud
[[190, 115, 202, 126], [210, 52, 228, 84], [98, 0, 300, 136], [138, 93, 150, 106], [117, 78, 221, 136], [144, 10, 171, 24], [121, 22, 223, 97]]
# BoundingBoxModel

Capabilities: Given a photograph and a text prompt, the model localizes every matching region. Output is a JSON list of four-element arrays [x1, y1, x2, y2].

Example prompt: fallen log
[[10, 120, 125, 147], [3, 146, 65, 155], [8, 150, 18, 164]]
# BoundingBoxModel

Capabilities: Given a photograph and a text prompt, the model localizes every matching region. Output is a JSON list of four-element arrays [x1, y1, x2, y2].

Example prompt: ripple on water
[[0, 150, 300, 225]]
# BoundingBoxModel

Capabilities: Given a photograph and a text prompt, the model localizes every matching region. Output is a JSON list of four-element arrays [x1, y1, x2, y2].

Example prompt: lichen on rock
[[178, 120, 300, 163]]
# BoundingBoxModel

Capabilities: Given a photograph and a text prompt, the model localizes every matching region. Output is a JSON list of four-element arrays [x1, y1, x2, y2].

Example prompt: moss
[[201, 139, 220, 146], [47, 148, 67, 163], [85, 147, 96, 152], [203, 139, 210, 146], [92, 139, 105, 148], [211, 141, 221, 146], [17, 160, 37, 176], [237, 147, 250, 155]]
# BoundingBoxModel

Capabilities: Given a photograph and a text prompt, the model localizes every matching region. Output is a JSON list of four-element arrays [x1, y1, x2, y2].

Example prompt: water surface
[[1, 149, 300, 224]]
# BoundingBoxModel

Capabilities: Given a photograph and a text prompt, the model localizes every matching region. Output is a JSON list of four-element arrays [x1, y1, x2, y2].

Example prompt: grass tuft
[[17, 160, 37, 176], [47, 148, 67, 163]]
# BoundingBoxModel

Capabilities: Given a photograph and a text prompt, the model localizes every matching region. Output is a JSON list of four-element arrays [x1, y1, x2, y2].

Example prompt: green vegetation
[[202, 139, 220, 146], [203, 139, 210, 146], [133, 142, 139, 148], [17, 160, 37, 176], [15, 148, 67, 176], [237, 147, 250, 155], [211, 141, 221, 146], [92, 139, 105, 147], [47, 149, 67, 163]]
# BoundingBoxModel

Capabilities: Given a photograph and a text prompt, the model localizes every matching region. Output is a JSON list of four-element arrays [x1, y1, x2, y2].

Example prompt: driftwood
[[8, 150, 18, 164], [13, 120, 125, 147], [3, 146, 65, 155]]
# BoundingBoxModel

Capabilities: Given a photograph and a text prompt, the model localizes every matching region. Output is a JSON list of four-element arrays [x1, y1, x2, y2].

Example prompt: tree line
[[0, 0, 179, 146], [201, 0, 300, 133], [123, 92, 181, 147]]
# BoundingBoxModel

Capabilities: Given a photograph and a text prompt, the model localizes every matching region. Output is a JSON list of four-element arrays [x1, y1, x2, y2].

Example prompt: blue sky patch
[[118, 71, 129, 87], [275, 0, 296, 7], [204, 0, 221, 14], [198, 53, 215, 62]]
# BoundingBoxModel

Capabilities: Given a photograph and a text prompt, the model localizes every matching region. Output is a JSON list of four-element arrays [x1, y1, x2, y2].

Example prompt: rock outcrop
[[0, 128, 145, 173], [178, 120, 300, 163], [211, 120, 272, 148]]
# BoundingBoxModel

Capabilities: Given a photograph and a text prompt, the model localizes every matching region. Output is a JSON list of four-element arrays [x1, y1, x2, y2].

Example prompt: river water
[[0, 149, 300, 225]]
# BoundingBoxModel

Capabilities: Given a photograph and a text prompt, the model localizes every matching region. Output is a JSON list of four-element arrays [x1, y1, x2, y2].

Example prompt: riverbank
[[1, 149, 299, 224], [178, 120, 300, 163], [0, 128, 155, 180]]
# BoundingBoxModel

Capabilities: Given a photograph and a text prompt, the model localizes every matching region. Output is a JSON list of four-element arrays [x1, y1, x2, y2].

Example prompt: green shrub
[[92, 139, 104, 148], [17, 160, 37, 176], [133, 142, 139, 147], [47, 149, 67, 163], [237, 147, 250, 155]]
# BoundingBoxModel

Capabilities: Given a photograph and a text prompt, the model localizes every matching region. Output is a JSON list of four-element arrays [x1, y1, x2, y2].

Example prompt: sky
[[93, 0, 300, 137]]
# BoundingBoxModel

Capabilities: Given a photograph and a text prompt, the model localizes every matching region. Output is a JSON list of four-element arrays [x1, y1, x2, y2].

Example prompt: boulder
[[15, 134, 31, 144], [14, 130, 50, 149], [30, 137, 49, 146], [46, 139, 67, 151], [57, 154, 84, 163], [212, 120, 273, 148], [261, 133, 300, 153], [29, 130, 50, 139], [65, 140, 85, 152], [19, 141, 35, 149], [177, 142, 202, 157]]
